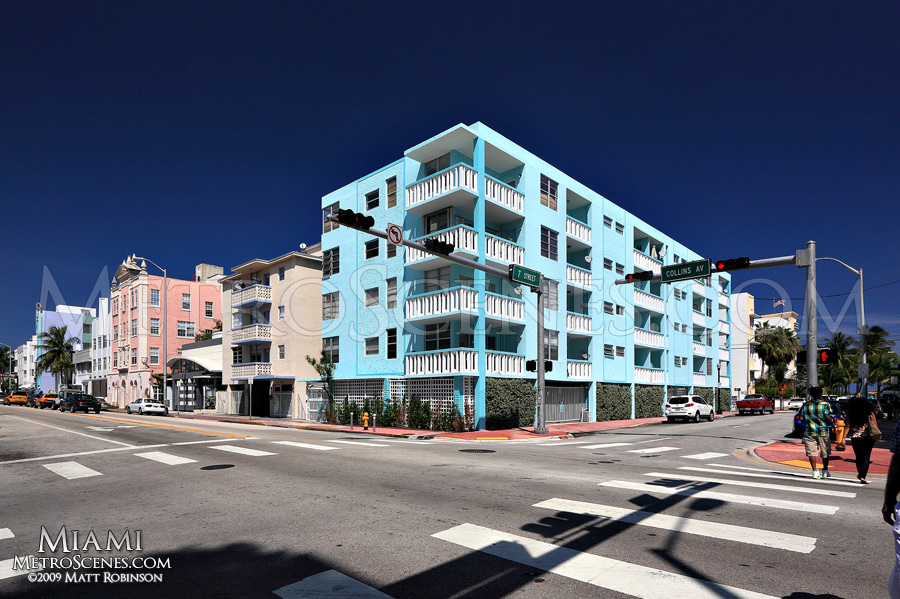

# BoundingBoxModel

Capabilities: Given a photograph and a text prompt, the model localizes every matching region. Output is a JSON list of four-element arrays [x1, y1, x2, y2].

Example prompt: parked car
[[787, 397, 805, 410], [737, 393, 775, 415], [793, 400, 844, 440], [4, 390, 29, 405], [36, 391, 59, 409], [95, 398, 110, 411], [665, 395, 715, 423], [126, 398, 168, 416], [870, 398, 886, 420], [58, 393, 102, 413], [881, 391, 899, 416]]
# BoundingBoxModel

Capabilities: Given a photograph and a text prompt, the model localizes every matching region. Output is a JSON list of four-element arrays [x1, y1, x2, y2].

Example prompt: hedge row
[[635, 385, 665, 418], [596, 383, 632, 421]]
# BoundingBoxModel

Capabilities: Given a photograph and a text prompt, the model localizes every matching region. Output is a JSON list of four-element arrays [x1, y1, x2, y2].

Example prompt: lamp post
[[124, 255, 168, 413], [816, 258, 867, 397]]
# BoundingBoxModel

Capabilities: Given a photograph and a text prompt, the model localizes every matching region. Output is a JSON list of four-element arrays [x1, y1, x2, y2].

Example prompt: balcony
[[484, 176, 524, 222], [692, 281, 707, 296], [719, 347, 730, 362], [567, 360, 592, 379], [406, 225, 479, 267], [693, 342, 706, 355], [566, 265, 591, 288], [693, 373, 707, 386], [484, 233, 524, 268], [634, 289, 663, 313], [231, 284, 272, 308], [635, 328, 665, 349], [692, 311, 706, 326], [405, 164, 478, 215], [232, 362, 272, 379], [484, 292, 525, 323], [566, 312, 592, 336], [232, 324, 272, 344], [406, 288, 478, 323], [633, 250, 661, 274], [406, 349, 478, 376], [719, 292, 729, 305], [719, 320, 730, 334], [634, 367, 665, 384], [565, 217, 591, 247], [486, 352, 524, 376]]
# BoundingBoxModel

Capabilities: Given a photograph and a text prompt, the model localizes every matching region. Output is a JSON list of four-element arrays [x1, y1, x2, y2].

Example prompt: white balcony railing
[[406, 226, 479, 263], [693, 342, 706, 355], [232, 324, 272, 343], [635, 328, 665, 348], [719, 320, 730, 334], [566, 312, 592, 335], [692, 311, 706, 326], [406, 349, 478, 376], [633, 250, 661, 274], [484, 234, 524, 266], [693, 373, 707, 386], [634, 367, 665, 384], [565, 217, 591, 244], [405, 288, 478, 320], [567, 360, 592, 379], [486, 352, 524, 376], [406, 164, 478, 210], [634, 289, 664, 313], [719, 348, 730, 362], [484, 176, 524, 213], [692, 280, 707, 296], [719, 292, 729, 305], [485, 293, 525, 322], [231, 284, 272, 307], [566, 265, 591, 288], [232, 362, 272, 378]]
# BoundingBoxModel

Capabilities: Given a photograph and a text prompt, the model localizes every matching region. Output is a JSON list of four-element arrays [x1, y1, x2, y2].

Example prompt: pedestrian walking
[[846, 395, 881, 484], [798, 387, 833, 479], [881, 420, 900, 599]]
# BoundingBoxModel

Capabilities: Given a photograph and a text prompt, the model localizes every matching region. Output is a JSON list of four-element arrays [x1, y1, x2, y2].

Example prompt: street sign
[[387, 223, 402, 246], [248, 377, 254, 385], [859, 363, 869, 379], [508, 264, 542, 288], [660, 259, 711, 283]]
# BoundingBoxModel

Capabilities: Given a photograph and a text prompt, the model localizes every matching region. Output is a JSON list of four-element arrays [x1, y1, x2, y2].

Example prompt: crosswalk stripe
[[43, 461, 102, 480], [134, 451, 197, 465], [682, 452, 729, 460], [643, 472, 856, 498], [627, 446, 680, 454], [328, 440, 391, 448], [0, 528, 13, 541], [598, 480, 838, 514], [0, 557, 40, 580], [274, 569, 393, 598], [533, 497, 816, 553], [210, 445, 276, 457], [580, 442, 634, 449], [273, 441, 339, 451], [433, 523, 777, 599], [378, 439, 435, 445], [538, 440, 592, 446], [678, 467, 862, 487]]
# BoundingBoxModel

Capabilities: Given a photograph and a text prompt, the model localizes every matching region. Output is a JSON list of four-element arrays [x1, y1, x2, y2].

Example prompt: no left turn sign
[[387, 223, 403, 246]]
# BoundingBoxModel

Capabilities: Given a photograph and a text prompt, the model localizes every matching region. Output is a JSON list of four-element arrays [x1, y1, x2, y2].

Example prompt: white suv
[[665, 395, 715, 423]]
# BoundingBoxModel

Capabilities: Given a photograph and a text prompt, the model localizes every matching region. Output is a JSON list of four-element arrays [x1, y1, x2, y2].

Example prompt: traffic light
[[797, 350, 807, 364], [714, 257, 751, 272], [525, 360, 553, 372], [335, 209, 375, 230], [624, 271, 653, 282], [423, 238, 455, 255], [818, 348, 839, 365]]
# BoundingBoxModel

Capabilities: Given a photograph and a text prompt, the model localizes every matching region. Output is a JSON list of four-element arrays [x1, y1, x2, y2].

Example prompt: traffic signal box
[[526, 360, 553, 372], [624, 271, 653, 282], [423, 238, 455, 255], [714, 257, 751, 271], [796, 349, 840, 365], [336, 209, 375, 229]]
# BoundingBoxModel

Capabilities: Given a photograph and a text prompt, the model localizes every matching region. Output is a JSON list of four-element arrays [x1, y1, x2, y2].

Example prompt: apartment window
[[131, 348, 137, 366], [706, 299, 713, 317], [424, 153, 450, 176], [425, 208, 451, 233], [387, 278, 397, 309], [707, 329, 713, 346], [145, 289, 156, 307], [603, 215, 613, 229], [149, 348, 159, 365], [673, 254, 680, 264], [365, 337, 379, 356], [540, 227, 558, 261], [425, 323, 451, 351], [177, 321, 195, 338], [322, 292, 339, 320], [365, 239, 379, 259], [542, 330, 559, 361], [113, 299, 119, 312], [113, 353, 117, 368], [83, 324, 90, 335], [615, 222, 624, 235], [365, 288, 379, 307], [673, 289, 681, 300], [604, 344, 614, 357], [278, 305, 285, 320], [540, 279, 558, 310], [616, 346, 625, 358], [278, 267, 285, 281], [386, 243, 396, 259], [540, 174, 558, 210], [616, 305, 625, 316], [113, 325, 118, 341], [323, 202, 340, 233], [150, 318, 160, 336], [675, 356, 682, 367], [707, 358, 713, 375], [424, 266, 451, 293], [604, 301, 614, 315], [615, 263, 624, 276], [323, 337, 340, 363], [603, 258, 613, 271], [182, 293, 191, 310], [365, 190, 379, 210], [205, 301, 214, 318], [278, 345, 285, 360], [387, 328, 397, 359], [232, 347, 242, 364], [386, 176, 397, 208], [131, 290, 136, 306], [322, 248, 340, 276], [458, 333, 474, 349], [131, 319, 137, 337]]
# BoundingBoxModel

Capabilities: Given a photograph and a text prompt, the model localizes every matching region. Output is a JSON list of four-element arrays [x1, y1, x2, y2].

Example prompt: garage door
[[545, 386, 586, 423]]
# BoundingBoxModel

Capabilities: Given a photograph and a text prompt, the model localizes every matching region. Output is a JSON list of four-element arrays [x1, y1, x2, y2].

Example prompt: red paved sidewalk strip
[[755, 441, 892, 475]]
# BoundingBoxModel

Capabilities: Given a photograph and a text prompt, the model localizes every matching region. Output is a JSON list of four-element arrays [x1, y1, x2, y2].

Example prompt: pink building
[[109, 258, 224, 409]]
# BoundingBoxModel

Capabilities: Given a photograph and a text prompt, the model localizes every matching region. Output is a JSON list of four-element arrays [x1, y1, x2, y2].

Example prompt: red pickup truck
[[737, 393, 774, 415]]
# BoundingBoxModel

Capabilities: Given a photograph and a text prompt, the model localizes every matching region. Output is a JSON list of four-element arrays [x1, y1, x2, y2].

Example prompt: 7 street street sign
[[660, 259, 711, 283], [508, 264, 542, 288]]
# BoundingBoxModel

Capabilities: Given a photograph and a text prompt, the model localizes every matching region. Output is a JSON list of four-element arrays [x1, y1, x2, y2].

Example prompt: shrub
[[407, 395, 431, 429], [485, 378, 535, 430], [695, 387, 715, 409], [634, 385, 664, 418], [716, 388, 731, 412], [596, 383, 632, 421]]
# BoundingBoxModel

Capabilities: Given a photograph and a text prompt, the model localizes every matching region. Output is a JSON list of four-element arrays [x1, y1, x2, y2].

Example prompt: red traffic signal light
[[336, 209, 375, 230], [818, 348, 839, 365], [624, 271, 653, 282], [714, 257, 751, 271]]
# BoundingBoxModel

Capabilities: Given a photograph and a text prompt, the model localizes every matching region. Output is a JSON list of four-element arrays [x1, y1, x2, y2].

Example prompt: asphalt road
[[0, 406, 891, 599]]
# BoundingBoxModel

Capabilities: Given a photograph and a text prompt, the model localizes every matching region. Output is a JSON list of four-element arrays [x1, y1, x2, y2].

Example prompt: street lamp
[[123, 255, 169, 413], [817, 258, 867, 397]]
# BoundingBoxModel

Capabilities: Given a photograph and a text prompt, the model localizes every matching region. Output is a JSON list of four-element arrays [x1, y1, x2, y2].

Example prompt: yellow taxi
[[4, 390, 29, 405]]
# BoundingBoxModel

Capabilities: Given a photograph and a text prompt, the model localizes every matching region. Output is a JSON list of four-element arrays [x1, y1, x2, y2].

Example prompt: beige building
[[754, 310, 801, 396], [221, 245, 323, 418]]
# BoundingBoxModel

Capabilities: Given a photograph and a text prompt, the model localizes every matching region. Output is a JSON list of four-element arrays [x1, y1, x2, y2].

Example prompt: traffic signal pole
[[804, 240, 818, 395]]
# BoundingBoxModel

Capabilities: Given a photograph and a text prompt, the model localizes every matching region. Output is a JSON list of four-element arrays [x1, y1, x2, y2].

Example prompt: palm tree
[[0, 344, 11, 391], [869, 351, 900, 399], [822, 331, 856, 394], [755, 323, 801, 379], [35, 325, 78, 392]]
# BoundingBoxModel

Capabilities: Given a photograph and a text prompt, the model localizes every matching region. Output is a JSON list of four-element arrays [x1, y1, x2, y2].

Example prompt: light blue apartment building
[[319, 123, 731, 430]]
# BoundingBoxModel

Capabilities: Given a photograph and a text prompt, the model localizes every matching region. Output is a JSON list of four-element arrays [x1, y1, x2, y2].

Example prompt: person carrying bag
[[846, 396, 880, 483]]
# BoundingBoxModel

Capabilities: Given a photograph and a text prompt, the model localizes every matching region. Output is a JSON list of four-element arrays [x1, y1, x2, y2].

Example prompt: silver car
[[126, 398, 168, 416], [665, 395, 715, 422]]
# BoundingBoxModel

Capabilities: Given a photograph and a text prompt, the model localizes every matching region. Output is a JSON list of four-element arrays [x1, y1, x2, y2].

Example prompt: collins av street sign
[[660, 259, 711, 283], [508, 264, 542, 288]]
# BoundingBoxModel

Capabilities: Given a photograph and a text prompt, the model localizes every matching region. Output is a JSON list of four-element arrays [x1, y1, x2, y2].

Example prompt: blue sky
[[1, 2, 898, 349]]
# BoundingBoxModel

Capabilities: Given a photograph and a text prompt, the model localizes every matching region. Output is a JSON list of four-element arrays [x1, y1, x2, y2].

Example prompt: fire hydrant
[[362, 412, 370, 430]]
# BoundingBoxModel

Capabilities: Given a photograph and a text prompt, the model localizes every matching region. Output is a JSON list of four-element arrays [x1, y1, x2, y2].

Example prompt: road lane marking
[[682, 452, 729, 460], [643, 472, 856, 498], [5, 415, 136, 447], [580, 442, 634, 449], [328, 440, 390, 448], [433, 523, 777, 599], [0, 557, 40, 580], [210, 445, 276, 457], [78, 414, 253, 437], [274, 569, 393, 598], [533, 497, 816, 553], [536, 440, 592, 446], [44, 461, 102, 480], [378, 439, 435, 445], [273, 441, 340, 451], [678, 467, 862, 487], [627, 446, 680, 454], [85, 426, 116, 432], [0, 528, 13, 540], [0, 438, 238, 465], [134, 451, 197, 465], [598, 480, 838, 514]]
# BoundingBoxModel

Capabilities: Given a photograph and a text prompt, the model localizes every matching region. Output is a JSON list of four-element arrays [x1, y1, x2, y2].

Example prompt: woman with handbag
[[845, 395, 881, 484]]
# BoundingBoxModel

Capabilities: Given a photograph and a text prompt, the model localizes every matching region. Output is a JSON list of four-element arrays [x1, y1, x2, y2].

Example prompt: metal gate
[[545, 386, 586, 423]]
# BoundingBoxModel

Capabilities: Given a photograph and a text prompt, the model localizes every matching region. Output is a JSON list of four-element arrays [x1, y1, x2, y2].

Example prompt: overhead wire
[[742, 278, 900, 302]]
